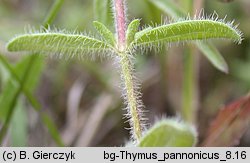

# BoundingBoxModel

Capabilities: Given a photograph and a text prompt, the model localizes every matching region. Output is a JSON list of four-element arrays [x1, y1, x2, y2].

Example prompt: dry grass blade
[[202, 94, 250, 146]]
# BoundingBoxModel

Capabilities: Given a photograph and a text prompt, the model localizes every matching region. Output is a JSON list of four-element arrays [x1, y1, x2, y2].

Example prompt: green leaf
[[138, 119, 197, 147], [197, 42, 228, 73], [7, 33, 112, 55], [10, 99, 28, 146], [134, 20, 242, 47], [93, 21, 115, 46], [41, 113, 64, 147], [126, 19, 140, 47], [148, 0, 185, 19], [93, 0, 112, 26]]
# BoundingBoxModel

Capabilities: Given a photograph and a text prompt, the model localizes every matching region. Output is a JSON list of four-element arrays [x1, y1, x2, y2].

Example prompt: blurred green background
[[0, 0, 250, 146]]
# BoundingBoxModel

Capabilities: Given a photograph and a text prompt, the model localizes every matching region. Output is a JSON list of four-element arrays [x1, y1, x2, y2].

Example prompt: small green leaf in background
[[148, 0, 185, 19], [93, 21, 116, 46], [94, 0, 113, 27], [197, 42, 228, 73], [202, 95, 250, 146], [126, 19, 140, 47], [138, 119, 197, 147]]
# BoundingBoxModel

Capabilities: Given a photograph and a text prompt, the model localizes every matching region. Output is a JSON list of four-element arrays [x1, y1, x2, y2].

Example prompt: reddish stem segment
[[114, 0, 126, 49]]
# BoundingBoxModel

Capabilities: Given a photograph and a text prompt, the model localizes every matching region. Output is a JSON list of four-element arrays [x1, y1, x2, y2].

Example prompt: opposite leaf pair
[[7, 19, 242, 58]]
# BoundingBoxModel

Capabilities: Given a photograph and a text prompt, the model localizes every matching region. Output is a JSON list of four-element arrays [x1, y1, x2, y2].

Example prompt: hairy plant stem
[[119, 53, 143, 141], [114, 0, 143, 141], [114, 0, 126, 50]]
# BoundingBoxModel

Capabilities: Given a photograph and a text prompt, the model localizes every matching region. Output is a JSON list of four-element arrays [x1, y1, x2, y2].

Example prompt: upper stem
[[114, 0, 126, 50]]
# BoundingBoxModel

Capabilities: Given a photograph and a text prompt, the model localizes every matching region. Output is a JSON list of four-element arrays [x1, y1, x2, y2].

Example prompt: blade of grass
[[0, 55, 44, 120], [0, 55, 36, 143], [43, 0, 65, 29], [1, 0, 66, 111], [0, 0, 65, 145], [196, 42, 228, 73], [182, 0, 199, 124], [0, 55, 64, 146], [0, 55, 41, 111], [41, 113, 64, 147], [10, 99, 28, 146], [182, 47, 198, 123]]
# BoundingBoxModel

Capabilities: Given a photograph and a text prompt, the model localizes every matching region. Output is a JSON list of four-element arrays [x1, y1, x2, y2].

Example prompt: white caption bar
[[0, 147, 249, 163]]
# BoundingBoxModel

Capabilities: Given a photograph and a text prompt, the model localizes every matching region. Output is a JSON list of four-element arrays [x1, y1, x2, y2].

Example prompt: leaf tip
[[92, 20, 100, 26], [6, 37, 20, 52], [219, 62, 229, 74]]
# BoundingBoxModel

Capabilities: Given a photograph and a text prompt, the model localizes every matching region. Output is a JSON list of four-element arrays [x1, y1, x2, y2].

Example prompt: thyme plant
[[6, 0, 242, 146]]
